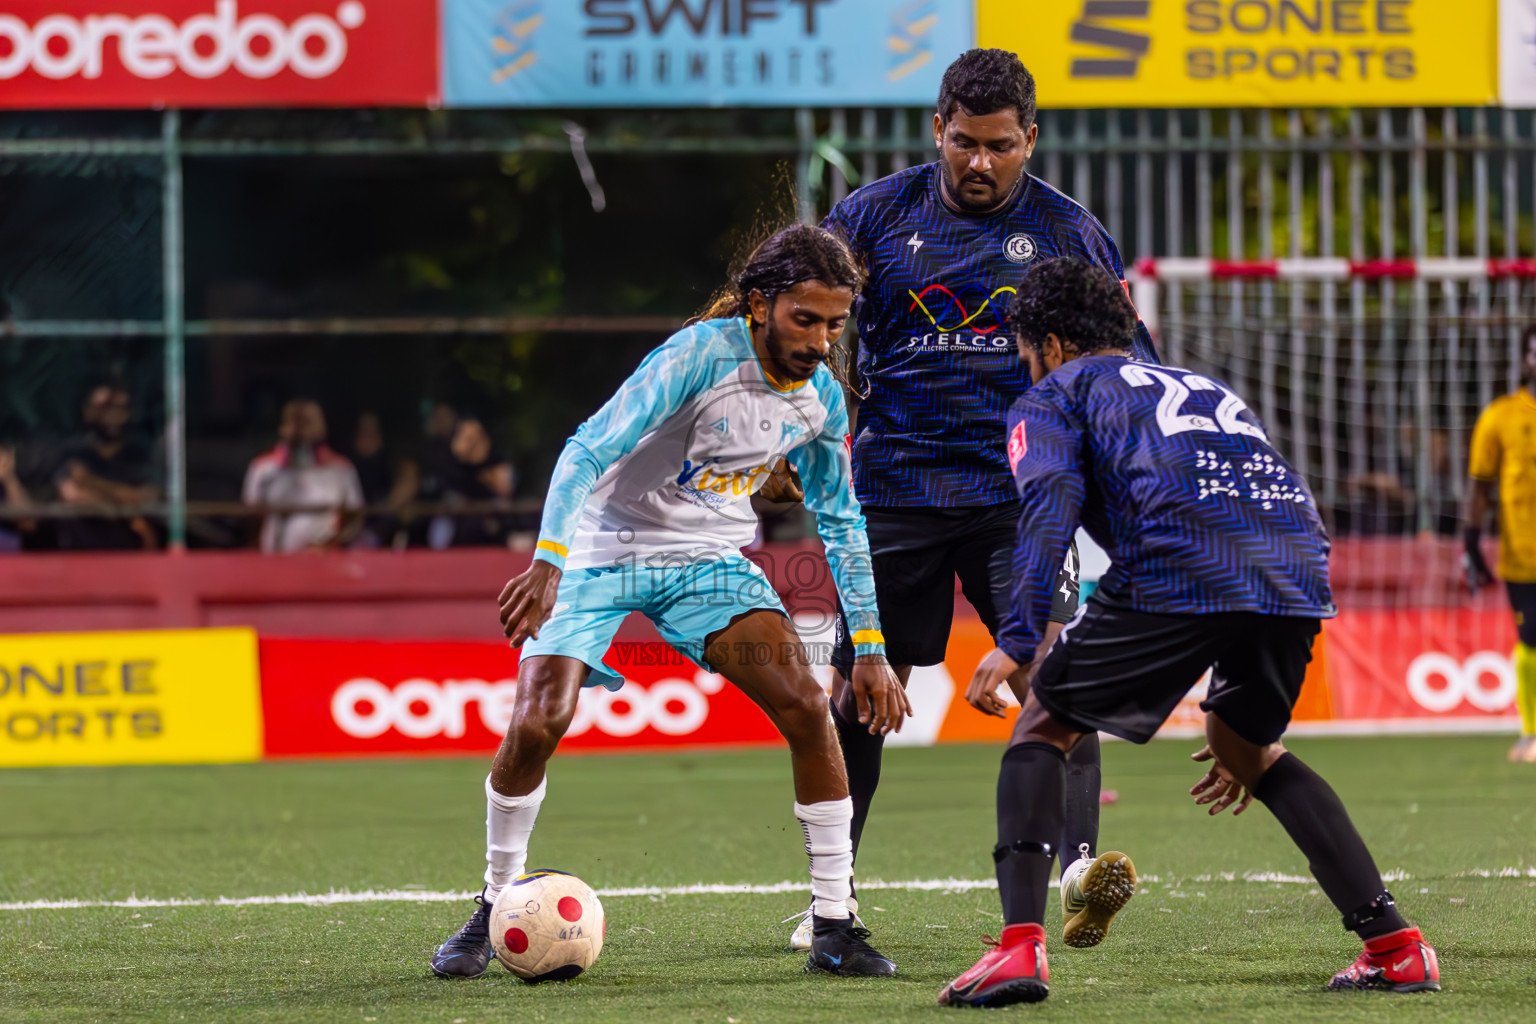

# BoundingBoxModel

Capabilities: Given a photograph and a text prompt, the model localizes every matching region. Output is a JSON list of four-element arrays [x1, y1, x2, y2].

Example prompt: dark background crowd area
[[0, 110, 1471, 553], [0, 111, 798, 552]]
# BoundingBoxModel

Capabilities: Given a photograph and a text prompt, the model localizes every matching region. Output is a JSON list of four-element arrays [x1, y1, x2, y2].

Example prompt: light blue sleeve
[[786, 376, 885, 658], [534, 323, 726, 568]]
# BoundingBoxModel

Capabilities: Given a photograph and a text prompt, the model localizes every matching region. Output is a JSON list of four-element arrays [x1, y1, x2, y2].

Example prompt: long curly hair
[[695, 223, 863, 322]]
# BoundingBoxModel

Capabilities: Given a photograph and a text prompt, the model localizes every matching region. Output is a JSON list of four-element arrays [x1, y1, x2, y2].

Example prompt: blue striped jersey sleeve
[[996, 391, 1086, 663]]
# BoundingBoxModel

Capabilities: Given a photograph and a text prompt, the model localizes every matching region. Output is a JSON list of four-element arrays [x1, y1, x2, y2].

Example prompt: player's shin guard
[[1059, 732, 1102, 875], [795, 797, 854, 920], [995, 742, 1066, 926], [830, 697, 883, 867], [484, 774, 546, 904], [1252, 753, 1408, 939]]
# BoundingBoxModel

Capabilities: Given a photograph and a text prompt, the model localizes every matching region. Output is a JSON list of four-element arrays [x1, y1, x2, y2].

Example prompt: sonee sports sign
[[0, 0, 439, 107]]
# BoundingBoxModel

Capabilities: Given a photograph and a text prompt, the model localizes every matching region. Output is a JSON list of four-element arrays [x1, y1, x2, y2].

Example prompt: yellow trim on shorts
[[851, 630, 885, 647]]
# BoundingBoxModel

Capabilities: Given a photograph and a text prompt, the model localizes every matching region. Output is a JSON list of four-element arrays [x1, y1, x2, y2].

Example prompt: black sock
[[995, 741, 1066, 926], [830, 697, 884, 879], [1058, 732, 1102, 874], [1253, 752, 1409, 939]]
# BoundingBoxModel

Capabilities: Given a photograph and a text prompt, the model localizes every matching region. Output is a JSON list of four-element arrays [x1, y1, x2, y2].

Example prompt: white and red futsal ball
[[490, 870, 605, 981]]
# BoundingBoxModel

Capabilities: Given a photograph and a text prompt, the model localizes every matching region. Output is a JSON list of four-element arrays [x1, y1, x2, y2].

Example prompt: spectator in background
[[351, 412, 392, 507], [349, 411, 418, 549], [398, 400, 457, 547], [412, 400, 459, 504], [0, 444, 34, 553], [243, 398, 364, 553], [1342, 420, 1458, 537], [54, 383, 160, 550], [428, 416, 514, 548]]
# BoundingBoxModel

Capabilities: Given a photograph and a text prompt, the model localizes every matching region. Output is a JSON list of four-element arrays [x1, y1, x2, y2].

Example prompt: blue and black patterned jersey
[[823, 164, 1157, 509], [996, 355, 1335, 663]]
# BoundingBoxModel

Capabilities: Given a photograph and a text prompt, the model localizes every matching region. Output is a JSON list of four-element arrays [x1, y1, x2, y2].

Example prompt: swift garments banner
[[0, 0, 439, 107], [979, 0, 1497, 107], [441, 0, 974, 108]]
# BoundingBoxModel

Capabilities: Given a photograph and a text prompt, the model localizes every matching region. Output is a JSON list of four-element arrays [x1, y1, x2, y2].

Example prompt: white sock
[[794, 797, 853, 920], [483, 774, 546, 904]]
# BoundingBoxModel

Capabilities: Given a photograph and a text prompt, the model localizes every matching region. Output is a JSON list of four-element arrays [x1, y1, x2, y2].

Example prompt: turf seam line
[[3, 867, 1531, 911]]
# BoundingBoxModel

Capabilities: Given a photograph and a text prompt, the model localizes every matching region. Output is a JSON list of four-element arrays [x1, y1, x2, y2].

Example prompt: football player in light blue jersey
[[431, 225, 908, 983]]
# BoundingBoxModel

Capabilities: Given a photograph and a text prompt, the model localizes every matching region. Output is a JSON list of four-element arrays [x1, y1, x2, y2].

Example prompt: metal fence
[[813, 107, 1536, 539], [5, 106, 1536, 545]]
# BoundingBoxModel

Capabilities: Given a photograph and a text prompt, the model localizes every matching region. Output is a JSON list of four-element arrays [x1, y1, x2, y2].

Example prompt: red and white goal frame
[[1127, 256, 1536, 340]]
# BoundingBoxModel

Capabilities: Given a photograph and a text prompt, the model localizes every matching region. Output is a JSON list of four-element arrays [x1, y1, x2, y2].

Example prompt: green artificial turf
[[1, 736, 1533, 1022]]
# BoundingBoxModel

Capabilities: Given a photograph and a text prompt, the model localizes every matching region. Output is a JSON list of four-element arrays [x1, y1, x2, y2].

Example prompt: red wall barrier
[[0, 537, 1497, 642], [0, 543, 837, 639]]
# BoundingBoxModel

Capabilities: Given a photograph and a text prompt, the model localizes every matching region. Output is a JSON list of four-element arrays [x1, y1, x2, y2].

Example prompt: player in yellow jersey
[[1465, 325, 1536, 762]]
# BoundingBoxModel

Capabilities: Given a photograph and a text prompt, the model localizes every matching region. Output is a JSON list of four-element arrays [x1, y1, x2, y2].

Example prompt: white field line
[[1, 868, 1530, 912]]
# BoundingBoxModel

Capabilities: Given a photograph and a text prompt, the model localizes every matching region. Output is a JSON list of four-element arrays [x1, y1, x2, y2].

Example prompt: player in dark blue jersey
[[938, 259, 1440, 1007], [792, 48, 1148, 952]]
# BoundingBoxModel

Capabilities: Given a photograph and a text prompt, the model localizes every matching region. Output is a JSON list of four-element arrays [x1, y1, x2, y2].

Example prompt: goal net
[[1130, 258, 1531, 732]]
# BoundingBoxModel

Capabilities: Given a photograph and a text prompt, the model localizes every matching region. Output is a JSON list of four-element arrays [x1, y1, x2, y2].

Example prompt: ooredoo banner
[[0, 627, 263, 767], [1323, 608, 1520, 722], [0, 0, 439, 108], [258, 637, 784, 757], [979, 0, 1498, 108], [258, 605, 1520, 759], [930, 610, 1518, 743]]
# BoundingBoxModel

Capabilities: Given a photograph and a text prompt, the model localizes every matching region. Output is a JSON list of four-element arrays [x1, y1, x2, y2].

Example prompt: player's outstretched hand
[[498, 560, 563, 648], [966, 647, 1021, 718], [1189, 744, 1253, 816], [851, 655, 910, 736]]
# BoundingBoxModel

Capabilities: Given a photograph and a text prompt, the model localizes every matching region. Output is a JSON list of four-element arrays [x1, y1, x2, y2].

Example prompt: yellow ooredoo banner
[[0, 628, 262, 767], [979, 1, 1496, 107]]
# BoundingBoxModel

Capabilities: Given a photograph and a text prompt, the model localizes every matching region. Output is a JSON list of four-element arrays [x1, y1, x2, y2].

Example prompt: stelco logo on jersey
[[0, 0, 440, 107], [905, 282, 1018, 352]]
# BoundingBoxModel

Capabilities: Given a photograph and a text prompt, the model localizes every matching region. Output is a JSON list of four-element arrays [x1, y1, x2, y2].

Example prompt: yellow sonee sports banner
[[979, 0, 1496, 107], [0, 628, 262, 767]]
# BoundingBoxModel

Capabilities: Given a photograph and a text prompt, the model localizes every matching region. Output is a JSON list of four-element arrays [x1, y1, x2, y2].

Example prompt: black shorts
[[831, 503, 1079, 674], [1032, 601, 1322, 746], [1507, 582, 1536, 647]]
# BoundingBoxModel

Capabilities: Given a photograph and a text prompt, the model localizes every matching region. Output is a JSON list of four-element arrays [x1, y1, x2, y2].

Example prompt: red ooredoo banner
[[0, 1, 438, 108], [258, 637, 785, 758], [1323, 608, 1520, 722]]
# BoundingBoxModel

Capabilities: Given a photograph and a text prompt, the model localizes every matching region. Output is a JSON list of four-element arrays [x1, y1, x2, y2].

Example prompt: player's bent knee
[[506, 663, 580, 755], [1206, 712, 1286, 789], [1009, 690, 1078, 752], [772, 678, 835, 743]]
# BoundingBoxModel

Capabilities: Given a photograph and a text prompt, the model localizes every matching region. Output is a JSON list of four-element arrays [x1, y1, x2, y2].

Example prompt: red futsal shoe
[[1327, 927, 1441, 993], [937, 923, 1049, 1008]]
